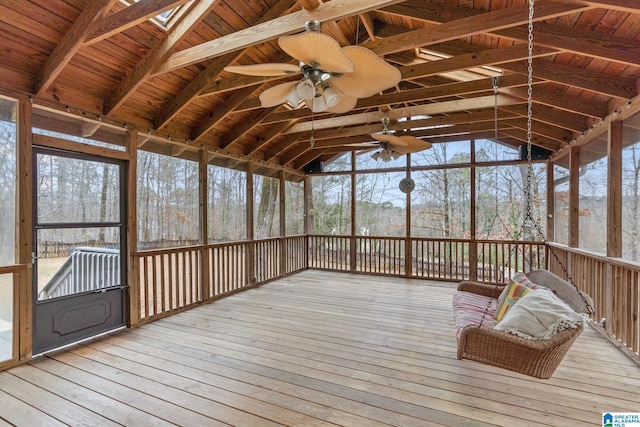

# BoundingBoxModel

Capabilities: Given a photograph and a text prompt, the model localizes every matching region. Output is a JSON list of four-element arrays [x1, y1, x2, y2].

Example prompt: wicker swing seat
[[454, 270, 593, 379]]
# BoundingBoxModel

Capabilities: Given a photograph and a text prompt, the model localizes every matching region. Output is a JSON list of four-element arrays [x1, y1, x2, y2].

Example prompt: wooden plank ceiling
[[1, 0, 640, 172]]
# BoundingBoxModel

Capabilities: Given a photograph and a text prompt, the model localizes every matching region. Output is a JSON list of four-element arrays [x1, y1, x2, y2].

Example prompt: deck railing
[[131, 235, 638, 361], [133, 236, 308, 322], [547, 243, 640, 359], [308, 235, 546, 283], [39, 247, 121, 299]]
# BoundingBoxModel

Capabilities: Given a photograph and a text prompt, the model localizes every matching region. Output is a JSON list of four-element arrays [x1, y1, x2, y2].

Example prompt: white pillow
[[494, 289, 587, 340]]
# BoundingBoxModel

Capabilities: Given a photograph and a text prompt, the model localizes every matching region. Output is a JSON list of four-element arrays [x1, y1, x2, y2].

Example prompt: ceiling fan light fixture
[[284, 86, 301, 107], [310, 95, 328, 113], [323, 86, 341, 108], [296, 79, 316, 99]]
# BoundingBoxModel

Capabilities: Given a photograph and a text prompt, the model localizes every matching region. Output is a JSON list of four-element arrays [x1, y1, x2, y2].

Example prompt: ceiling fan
[[348, 118, 433, 162], [223, 20, 401, 114]]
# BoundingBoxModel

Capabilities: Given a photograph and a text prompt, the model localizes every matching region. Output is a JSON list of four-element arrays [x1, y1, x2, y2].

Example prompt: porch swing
[[452, 0, 595, 379]]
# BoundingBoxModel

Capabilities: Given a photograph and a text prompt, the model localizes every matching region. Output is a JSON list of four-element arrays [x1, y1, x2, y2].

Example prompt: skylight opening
[[119, 0, 192, 30], [417, 48, 504, 79], [397, 115, 453, 132]]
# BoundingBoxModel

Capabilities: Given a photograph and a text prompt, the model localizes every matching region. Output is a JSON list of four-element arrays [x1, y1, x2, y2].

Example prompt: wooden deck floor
[[1, 270, 639, 426]]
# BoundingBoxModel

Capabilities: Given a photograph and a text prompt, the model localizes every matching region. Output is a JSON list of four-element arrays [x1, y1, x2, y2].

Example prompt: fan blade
[[224, 63, 300, 76], [259, 81, 297, 107], [344, 142, 381, 147], [278, 31, 354, 73], [371, 133, 408, 146], [394, 135, 433, 153], [326, 94, 357, 113], [330, 46, 402, 98]]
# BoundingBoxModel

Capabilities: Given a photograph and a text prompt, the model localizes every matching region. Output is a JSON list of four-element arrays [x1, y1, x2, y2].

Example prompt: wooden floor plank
[[8, 364, 176, 427], [2, 270, 639, 426], [0, 386, 67, 427]]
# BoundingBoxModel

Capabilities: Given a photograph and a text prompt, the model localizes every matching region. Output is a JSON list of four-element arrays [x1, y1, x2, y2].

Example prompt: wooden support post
[[279, 170, 286, 275], [350, 152, 357, 272], [199, 148, 210, 300], [568, 146, 580, 248], [607, 120, 623, 258], [16, 98, 33, 360], [247, 163, 255, 284], [546, 162, 555, 242], [303, 175, 311, 269], [405, 154, 412, 278], [469, 140, 478, 281], [125, 130, 139, 326], [605, 120, 623, 334]]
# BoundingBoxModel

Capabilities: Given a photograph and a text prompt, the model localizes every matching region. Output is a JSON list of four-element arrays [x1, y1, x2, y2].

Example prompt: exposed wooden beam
[[499, 118, 575, 144], [80, 121, 101, 137], [104, 0, 216, 114], [359, 13, 377, 41], [363, 1, 591, 57], [154, 0, 404, 74], [583, 0, 640, 12], [251, 74, 532, 124], [500, 104, 588, 134], [293, 148, 330, 170], [295, 110, 520, 141], [86, 0, 191, 44], [501, 59, 637, 100], [154, 52, 241, 129], [501, 85, 609, 119], [285, 94, 522, 133], [384, 1, 638, 68], [34, 0, 119, 95], [499, 127, 562, 151], [400, 44, 558, 82], [279, 136, 369, 165], [245, 119, 298, 156], [494, 23, 640, 68], [192, 85, 260, 141], [153, 0, 297, 129], [263, 133, 304, 160], [220, 107, 278, 149], [281, 122, 518, 165], [293, 148, 331, 169]]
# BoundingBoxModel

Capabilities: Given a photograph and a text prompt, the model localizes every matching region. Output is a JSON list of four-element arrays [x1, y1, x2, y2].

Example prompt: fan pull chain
[[310, 110, 315, 147]]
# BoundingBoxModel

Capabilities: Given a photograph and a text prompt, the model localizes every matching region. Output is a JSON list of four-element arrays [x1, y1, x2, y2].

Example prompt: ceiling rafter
[[382, 0, 638, 68], [501, 86, 609, 118], [34, 0, 120, 95], [261, 74, 533, 125], [502, 59, 637, 99], [362, 1, 592, 57], [500, 104, 588, 133], [288, 110, 521, 143], [221, 107, 280, 150], [154, 0, 404, 74], [499, 118, 575, 144], [192, 84, 261, 141], [285, 95, 522, 133], [152, 0, 298, 130], [245, 119, 298, 156], [494, 23, 640, 67], [104, 0, 216, 115]]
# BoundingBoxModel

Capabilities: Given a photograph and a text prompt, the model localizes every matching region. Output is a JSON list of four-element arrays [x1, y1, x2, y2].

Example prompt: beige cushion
[[495, 289, 587, 340], [526, 270, 593, 314]]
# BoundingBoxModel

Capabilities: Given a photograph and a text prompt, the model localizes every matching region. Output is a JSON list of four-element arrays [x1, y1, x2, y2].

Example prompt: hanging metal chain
[[310, 110, 315, 147], [493, 76, 499, 144], [481, 0, 593, 326]]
